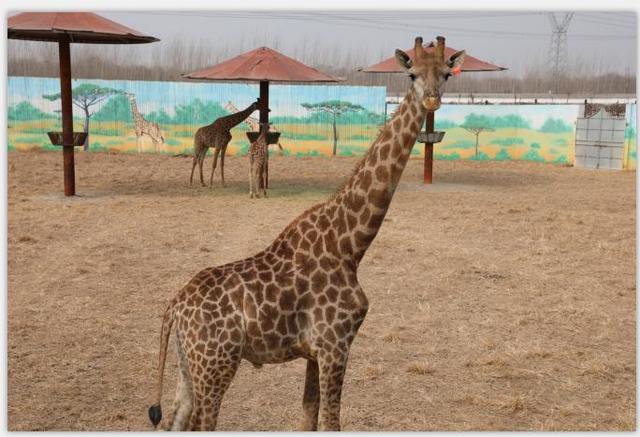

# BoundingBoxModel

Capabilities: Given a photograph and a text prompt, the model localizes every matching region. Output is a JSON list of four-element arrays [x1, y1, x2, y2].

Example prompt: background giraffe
[[149, 36, 465, 431], [248, 122, 269, 199], [224, 101, 285, 155], [189, 100, 259, 187], [124, 92, 164, 153]]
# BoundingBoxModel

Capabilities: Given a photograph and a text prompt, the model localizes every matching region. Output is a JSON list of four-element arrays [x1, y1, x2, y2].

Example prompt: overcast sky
[[92, 10, 638, 76]]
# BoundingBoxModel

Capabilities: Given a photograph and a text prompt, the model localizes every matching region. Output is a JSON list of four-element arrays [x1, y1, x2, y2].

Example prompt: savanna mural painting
[[8, 76, 636, 167]]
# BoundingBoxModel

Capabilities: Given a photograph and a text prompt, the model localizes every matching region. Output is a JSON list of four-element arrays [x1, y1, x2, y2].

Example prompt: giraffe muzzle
[[422, 96, 441, 112]]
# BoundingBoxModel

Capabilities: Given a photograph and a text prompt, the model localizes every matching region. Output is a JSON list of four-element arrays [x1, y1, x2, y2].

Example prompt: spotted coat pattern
[[249, 124, 269, 199], [150, 37, 465, 431]]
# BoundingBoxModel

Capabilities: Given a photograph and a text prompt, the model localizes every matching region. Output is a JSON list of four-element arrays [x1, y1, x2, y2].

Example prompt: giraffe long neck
[[129, 98, 142, 121], [221, 104, 256, 129], [324, 87, 426, 264]]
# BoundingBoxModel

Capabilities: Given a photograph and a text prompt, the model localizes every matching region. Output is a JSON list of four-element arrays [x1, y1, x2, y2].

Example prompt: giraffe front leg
[[300, 359, 320, 431], [220, 146, 227, 187], [317, 348, 349, 431], [209, 147, 220, 187], [249, 160, 254, 198]]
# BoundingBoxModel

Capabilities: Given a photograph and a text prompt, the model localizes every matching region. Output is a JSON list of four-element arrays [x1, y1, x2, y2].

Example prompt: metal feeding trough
[[246, 131, 281, 145], [47, 131, 88, 147], [417, 131, 446, 144]]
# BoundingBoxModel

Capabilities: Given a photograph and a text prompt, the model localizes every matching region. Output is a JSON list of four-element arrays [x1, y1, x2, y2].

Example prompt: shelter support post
[[58, 37, 75, 196], [423, 111, 435, 184], [259, 80, 269, 189]]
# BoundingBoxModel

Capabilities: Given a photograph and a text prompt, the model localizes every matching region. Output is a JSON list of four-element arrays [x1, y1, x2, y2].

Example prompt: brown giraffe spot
[[339, 290, 357, 310], [368, 188, 389, 209], [317, 215, 331, 232], [361, 170, 373, 191], [241, 269, 257, 282], [297, 292, 315, 310], [275, 271, 293, 287], [347, 193, 365, 213], [375, 166, 389, 183], [368, 213, 386, 229], [279, 288, 296, 311], [379, 127, 392, 142], [346, 213, 357, 230], [229, 329, 242, 343], [402, 112, 411, 125], [254, 288, 264, 306], [379, 143, 391, 161], [218, 330, 229, 343], [325, 306, 337, 324], [276, 316, 288, 335], [264, 332, 280, 349], [313, 306, 324, 321], [247, 321, 261, 338], [290, 232, 302, 248], [295, 276, 310, 293], [258, 271, 273, 283], [244, 298, 257, 318], [299, 238, 311, 251], [311, 271, 328, 293], [306, 229, 318, 243], [366, 149, 378, 167], [339, 237, 353, 255], [334, 323, 345, 337], [360, 207, 371, 225], [265, 283, 279, 302], [312, 238, 324, 258], [326, 287, 339, 302], [329, 270, 347, 287]]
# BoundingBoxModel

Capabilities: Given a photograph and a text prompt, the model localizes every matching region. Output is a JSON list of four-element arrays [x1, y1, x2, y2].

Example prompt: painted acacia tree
[[461, 124, 495, 157], [44, 83, 121, 150], [301, 100, 365, 156]]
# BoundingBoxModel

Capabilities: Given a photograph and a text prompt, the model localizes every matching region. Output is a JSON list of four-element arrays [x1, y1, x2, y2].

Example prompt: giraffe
[[148, 36, 465, 431], [189, 100, 260, 188], [224, 101, 285, 155], [124, 92, 165, 153], [248, 122, 269, 199]]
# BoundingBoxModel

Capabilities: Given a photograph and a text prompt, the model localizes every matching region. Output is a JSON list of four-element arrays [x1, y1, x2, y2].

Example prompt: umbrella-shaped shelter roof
[[183, 46, 341, 83], [361, 44, 506, 73], [8, 12, 158, 197], [8, 12, 158, 44]]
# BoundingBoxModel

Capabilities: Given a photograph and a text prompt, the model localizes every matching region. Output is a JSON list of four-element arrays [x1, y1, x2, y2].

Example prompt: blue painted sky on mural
[[8, 77, 386, 118]]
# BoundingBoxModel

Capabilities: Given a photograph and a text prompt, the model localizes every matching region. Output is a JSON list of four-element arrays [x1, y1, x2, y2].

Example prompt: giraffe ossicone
[[150, 36, 465, 431]]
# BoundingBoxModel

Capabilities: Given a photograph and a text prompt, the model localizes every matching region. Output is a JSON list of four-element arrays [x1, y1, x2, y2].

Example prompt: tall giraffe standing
[[224, 101, 285, 155], [125, 92, 165, 153], [248, 122, 269, 199], [149, 36, 465, 431], [189, 100, 259, 187]]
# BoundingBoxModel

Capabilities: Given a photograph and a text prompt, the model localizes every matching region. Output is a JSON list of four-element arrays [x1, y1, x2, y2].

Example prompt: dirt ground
[[7, 150, 636, 431]]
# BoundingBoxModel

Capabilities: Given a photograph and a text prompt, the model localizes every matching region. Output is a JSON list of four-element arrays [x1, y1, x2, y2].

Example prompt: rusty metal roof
[[8, 12, 159, 44], [361, 44, 506, 73], [183, 46, 341, 83]]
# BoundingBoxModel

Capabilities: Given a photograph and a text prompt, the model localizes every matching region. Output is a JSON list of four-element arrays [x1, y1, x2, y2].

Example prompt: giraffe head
[[123, 92, 135, 102], [395, 36, 465, 112]]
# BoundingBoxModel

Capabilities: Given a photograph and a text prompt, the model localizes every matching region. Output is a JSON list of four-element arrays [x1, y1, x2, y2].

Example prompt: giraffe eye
[[409, 73, 416, 81], [444, 72, 452, 81]]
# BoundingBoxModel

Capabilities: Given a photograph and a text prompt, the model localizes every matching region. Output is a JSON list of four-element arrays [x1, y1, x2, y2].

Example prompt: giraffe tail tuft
[[148, 405, 162, 427], [148, 298, 176, 428]]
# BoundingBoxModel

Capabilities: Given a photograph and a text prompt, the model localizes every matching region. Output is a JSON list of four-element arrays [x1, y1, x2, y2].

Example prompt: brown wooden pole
[[259, 80, 269, 189], [423, 111, 435, 184], [58, 37, 75, 196]]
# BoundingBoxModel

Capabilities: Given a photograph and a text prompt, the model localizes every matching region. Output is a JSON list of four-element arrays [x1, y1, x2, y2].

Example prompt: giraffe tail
[[148, 298, 177, 428]]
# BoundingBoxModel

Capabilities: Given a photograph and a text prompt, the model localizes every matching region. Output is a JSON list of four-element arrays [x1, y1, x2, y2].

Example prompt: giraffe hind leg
[[169, 335, 193, 431], [209, 147, 220, 187], [186, 342, 242, 431]]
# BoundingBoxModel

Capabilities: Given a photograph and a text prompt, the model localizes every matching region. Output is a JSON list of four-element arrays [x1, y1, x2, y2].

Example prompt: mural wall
[[8, 76, 636, 169]]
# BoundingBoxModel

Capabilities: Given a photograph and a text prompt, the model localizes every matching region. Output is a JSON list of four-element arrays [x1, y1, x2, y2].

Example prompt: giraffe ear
[[395, 49, 413, 72], [447, 50, 466, 70]]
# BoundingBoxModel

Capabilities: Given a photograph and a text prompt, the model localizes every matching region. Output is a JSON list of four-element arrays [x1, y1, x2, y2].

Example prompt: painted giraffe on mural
[[124, 92, 164, 153], [189, 100, 260, 187], [224, 101, 285, 155], [148, 36, 465, 431]]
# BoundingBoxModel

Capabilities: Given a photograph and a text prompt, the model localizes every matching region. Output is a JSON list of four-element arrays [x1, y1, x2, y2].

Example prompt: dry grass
[[7, 150, 636, 431]]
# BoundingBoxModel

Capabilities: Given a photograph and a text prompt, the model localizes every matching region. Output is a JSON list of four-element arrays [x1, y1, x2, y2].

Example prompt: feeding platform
[[246, 132, 281, 145], [47, 131, 88, 147], [417, 131, 446, 144]]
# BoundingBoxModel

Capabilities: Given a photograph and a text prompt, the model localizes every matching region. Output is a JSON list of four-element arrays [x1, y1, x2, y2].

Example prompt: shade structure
[[184, 46, 342, 189], [360, 44, 506, 73], [8, 12, 159, 44], [183, 46, 341, 83], [8, 12, 158, 196], [361, 37, 506, 185]]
